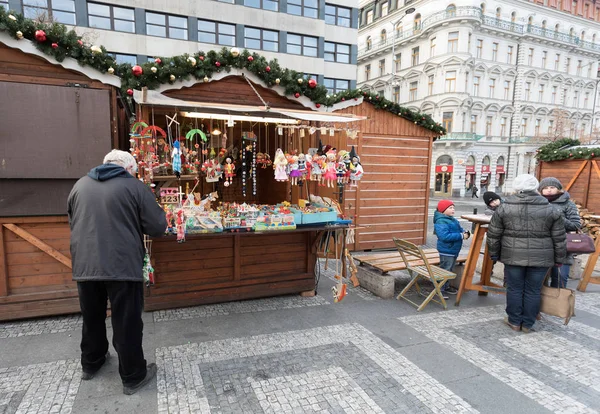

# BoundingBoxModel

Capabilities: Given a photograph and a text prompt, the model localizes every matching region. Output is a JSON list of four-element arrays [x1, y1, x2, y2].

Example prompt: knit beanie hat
[[539, 177, 563, 191], [513, 174, 539, 192], [437, 199, 454, 213], [483, 191, 501, 206]]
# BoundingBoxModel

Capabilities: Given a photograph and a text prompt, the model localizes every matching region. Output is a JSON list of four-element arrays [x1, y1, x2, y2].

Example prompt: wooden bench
[[352, 249, 467, 275]]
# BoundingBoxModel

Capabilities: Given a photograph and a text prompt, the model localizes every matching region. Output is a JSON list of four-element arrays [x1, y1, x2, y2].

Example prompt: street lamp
[[391, 7, 416, 81]]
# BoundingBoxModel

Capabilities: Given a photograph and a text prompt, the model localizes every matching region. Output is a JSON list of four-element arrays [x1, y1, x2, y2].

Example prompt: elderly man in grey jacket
[[487, 174, 566, 333], [68, 149, 167, 395]]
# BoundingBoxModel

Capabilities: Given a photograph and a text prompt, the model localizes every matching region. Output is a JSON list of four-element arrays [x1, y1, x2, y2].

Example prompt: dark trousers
[[550, 265, 571, 288], [504, 265, 549, 329], [438, 255, 457, 291], [77, 281, 147, 386]]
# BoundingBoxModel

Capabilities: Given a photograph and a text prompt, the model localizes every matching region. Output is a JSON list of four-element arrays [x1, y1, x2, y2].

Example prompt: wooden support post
[[456, 223, 485, 306], [2, 224, 72, 269], [0, 226, 8, 297], [577, 236, 600, 292]]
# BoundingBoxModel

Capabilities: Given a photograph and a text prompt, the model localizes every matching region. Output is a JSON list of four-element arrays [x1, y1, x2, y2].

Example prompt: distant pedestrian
[[483, 191, 502, 215], [68, 150, 167, 395], [434, 200, 471, 299], [471, 185, 479, 198], [487, 174, 566, 333], [539, 177, 582, 288]]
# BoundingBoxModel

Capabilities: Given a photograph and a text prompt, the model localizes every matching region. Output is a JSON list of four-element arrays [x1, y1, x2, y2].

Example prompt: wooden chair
[[393, 238, 456, 311]]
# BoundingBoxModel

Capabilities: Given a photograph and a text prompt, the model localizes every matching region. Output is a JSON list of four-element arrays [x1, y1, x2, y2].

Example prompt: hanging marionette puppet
[[336, 150, 349, 185], [273, 148, 289, 182], [289, 155, 301, 186], [349, 146, 364, 187], [172, 140, 182, 178], [297, 153, 307, 182], [323, 149, 338, 188], [223, 156, 235, 187]]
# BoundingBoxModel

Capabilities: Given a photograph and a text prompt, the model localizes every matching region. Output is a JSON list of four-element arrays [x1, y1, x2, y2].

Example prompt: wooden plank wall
[[538, 159, 600, 210], [335, 103, 436, 250]]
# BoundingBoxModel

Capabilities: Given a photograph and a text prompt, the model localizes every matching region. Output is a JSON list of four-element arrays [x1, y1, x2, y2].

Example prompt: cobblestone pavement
[[1, 273, 600, 413]]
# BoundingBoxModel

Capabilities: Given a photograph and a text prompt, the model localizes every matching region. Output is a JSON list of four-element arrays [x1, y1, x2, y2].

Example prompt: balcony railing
[[482, 16, 523, 34], [439, 132, 485, 141]]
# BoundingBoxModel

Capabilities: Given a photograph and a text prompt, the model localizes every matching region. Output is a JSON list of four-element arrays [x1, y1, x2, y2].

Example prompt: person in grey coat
[[539, 177, 582, 288], [68, 149, 167, 395], [487, 174, 566, 333]]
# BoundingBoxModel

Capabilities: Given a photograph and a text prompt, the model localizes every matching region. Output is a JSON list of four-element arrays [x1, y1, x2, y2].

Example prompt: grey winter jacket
[[548, 191, 581, 265], [487, 191, 567, 267], [68, 164, 167, 282]]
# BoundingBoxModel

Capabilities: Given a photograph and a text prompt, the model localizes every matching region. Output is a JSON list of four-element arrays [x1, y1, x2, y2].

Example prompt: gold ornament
[[203, 76, 209, 83], [170, 74, 176, 81], [275, 78, 280, 84], [8, 15, 16, 21], [297, 78, 303, 84], [151, 66, 157, 73], [90, 45, 102, 55], [188, 57, 197, 66], [231, 47, 240, 57], [107, 67, 115, 74], [16, 31, 23, 39]]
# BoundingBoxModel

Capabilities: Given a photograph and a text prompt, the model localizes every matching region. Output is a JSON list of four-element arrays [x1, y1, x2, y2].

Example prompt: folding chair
[[393, 238, 456, 311]]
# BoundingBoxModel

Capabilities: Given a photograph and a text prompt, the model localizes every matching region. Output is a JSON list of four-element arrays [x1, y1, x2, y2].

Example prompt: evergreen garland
[[0, 8, 446, 135], [536, 138, 600, 162]]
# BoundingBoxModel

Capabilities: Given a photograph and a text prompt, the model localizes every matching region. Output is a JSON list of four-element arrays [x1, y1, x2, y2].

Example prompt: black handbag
[[566, 232, 597, 254]]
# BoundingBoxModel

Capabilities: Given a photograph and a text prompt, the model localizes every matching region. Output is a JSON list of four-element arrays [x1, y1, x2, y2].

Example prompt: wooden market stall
[[0, 33, 127, 321], [537, 158, 600, 210]]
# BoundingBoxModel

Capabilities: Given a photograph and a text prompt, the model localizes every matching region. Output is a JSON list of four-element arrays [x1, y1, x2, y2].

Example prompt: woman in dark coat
[[487, 174, 566, 333]]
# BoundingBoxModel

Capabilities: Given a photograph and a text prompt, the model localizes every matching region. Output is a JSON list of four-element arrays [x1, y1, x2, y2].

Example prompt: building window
[[411, 47, 419, 66], [88, 3, 135, 33], [486, 116, 493, 136], [476, 39, 483, 58], [443, 112, 453, 132], [395, 53, 401, 71], [366, 9, 373, 24], [288, 0, 318, 18], [471, 115, 477, 133], [577, 60, 583, 76], [555, 54, 561, 70], [548, 119, 554, 135], [585, 92, 590, 108], [380, 29, 387, 43], [492, 42, 498, 61], [365, 64, 371, 81], [528, 48, 534, 66], [589, 64, 593, 78], [323, 78, 350, 94], [552, 86, 557, 103], [245, 27, 279, 52], [244, 0, 278, 12], [521, 118, 528, 136], [108, 52, 137, 65], [414, 14, 422, 31], [563, 88, 568, 104], [566, 57, 571, 73], [409, 81, 418, 100], [366, 36, 372, 50], [393, 86, 400, 103], [504, 81, 511, 100], [428, 75, 434, 95], [507, 45, 513, 64], [324, 42, 350, 63], [199, 20, 236, 46], [573, 90, 579, 107], [535, 119, 541, 136], [500, 117, 507, 136], [448, 32, 458, 53], [378, 59, 385, 76], [538, 84, 545, 102], [381, 1, 388, 16], [445, 71, 456, 92], [489, 79, 496, 98], [430, 37, 436, 56], [23, 0, 76, 25], [473, 76, 480, 96], [146, 12, 188, 39], [288, 34, 318, 57], [524, 82, 531, 100], [0, 1, 8, 10], [541, 51, 547, 68]]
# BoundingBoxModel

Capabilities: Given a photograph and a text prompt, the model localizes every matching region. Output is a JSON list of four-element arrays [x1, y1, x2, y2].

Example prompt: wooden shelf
[[152, 175, 198, 181]]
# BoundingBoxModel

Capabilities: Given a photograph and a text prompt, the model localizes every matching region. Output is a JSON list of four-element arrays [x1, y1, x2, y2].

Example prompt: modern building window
[[445, 71, 456, 92], [430, 37, 436, 57], [488, 78, 496, 98], [524, 82, 531, 100], [500, 117, 507, 136], [366, 9, 373, 24], [504, 81, 511, 100], [288, 34, 318, 57], [507, 45, 513, 64], [448, 32, 458, 53], [365, 64, 371, 81], [538, 84, 545, 101], [527, 48, 534, 66], [555, 54, 561, 70], [535, 119, 541, 136], [199, 20, 236, 46], [23, 0, 75, 25], [378, 59, 385, 76], [428, 75, 434, 95], [244, 0, 278, 12], [323, 78, 350, 94], [492, 42, 498, 61], [486, 116, 493, 136], [411, 47, 419, 66], [393, 86, 400, 103], [324, 42, 350, 63], [409, 81, 418, 100], [443, 112, 453, 132], [108, 52, 137, 65], [473, 76, 480, 96], [394, 53, 401, 71], [552, 86, 557, 103], [88, 3, 135, 33], [470, 115, 477, 133], [521, 118, 528, 136], [288, 0, 318, 18], [476, 39, 483, 58], [244, 27, 279, 52], [542, 51, 547, 68], [146, 12, 188, 40]]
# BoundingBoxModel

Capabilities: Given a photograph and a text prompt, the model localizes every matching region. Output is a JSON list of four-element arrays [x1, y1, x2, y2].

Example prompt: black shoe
[[81, 351, 110, 381], [123, 363, 157, 395], [441, 292, 449, 300], [446, 287, 458, 295]]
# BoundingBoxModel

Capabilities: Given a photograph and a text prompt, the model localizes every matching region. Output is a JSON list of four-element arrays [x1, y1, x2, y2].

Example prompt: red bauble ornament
[[199, 55, 205, 61], [569, 153, 573, 157], [363, 92, 367, 96], [294, 92, 300, 98], [215, 61, 221, 67], [341, 97, 345, 101], [132, 65, 143, 76], [77, 39, 83, 46], [308, 78, 317, 89], [126, 89, 134, 96], [265, 66, 271, 72], [354, 98, 358, 101], [155, 58, 162, 64], [34, 30, 46, 42], [248, 56, 254, 62], [316, 103, 321, 108], [51, 43, 58, 49]]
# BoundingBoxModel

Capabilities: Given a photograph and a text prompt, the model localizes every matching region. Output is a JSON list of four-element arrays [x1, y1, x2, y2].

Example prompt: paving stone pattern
[[0, 316, 82, 339], [317, 259, 378, 301]]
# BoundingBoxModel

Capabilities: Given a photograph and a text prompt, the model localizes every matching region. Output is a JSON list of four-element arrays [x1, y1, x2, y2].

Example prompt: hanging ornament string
[[252, 131, 257, 197], [242, 122, 247, 198]]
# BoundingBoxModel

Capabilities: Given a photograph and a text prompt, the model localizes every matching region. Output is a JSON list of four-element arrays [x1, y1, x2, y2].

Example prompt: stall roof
[[133, 89, 366, 124]]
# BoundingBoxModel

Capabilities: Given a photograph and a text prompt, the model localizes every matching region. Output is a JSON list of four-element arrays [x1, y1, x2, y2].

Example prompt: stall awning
[[133, 89, 366, 124]]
